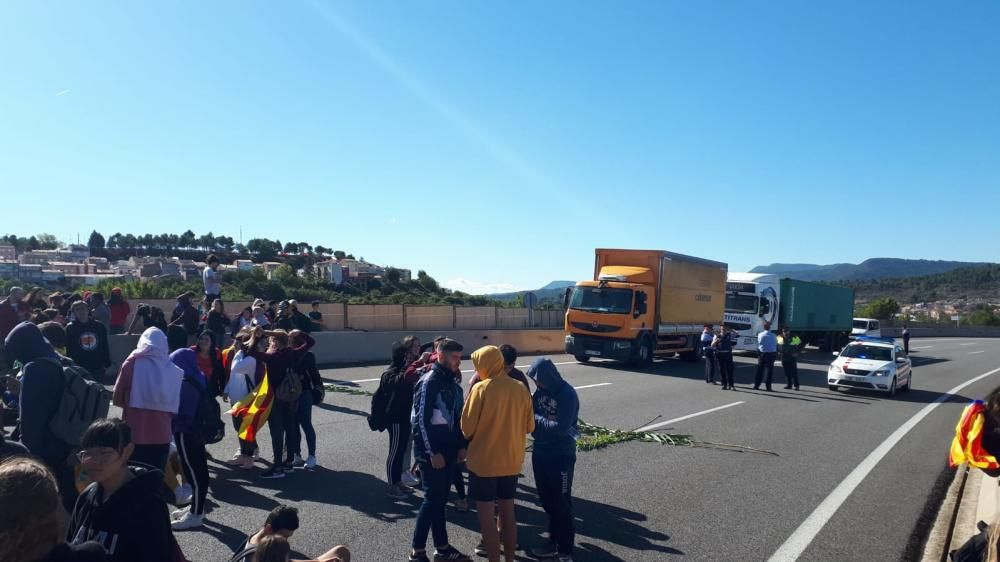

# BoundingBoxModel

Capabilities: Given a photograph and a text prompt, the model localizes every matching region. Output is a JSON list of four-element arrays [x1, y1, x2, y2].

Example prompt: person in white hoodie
[[112, 327, 183, 472], [225, 331, 262, 470]]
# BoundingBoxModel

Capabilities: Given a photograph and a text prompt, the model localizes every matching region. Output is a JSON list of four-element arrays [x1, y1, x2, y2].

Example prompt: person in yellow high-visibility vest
[[778, 327, 804, 390]]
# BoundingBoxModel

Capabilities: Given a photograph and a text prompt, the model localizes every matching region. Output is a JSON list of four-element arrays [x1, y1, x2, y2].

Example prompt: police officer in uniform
[[701, 325, 717, 384], [714, 325, 738, 390], [754, 322, 778, 391], [779, 327, 803, 390]]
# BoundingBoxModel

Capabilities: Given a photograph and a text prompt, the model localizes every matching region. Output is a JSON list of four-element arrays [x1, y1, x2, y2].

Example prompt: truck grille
[[571, 322, 620, 334], [580, 337, 606, 352]]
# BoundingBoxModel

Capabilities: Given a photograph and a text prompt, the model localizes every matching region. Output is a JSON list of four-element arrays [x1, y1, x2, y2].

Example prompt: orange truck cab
[[564, 249, 728, 366]]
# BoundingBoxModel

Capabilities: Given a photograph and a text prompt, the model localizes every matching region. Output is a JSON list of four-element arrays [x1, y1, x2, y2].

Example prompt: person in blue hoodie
[[4, 321, 78, 509], [169, 348, 210, 531], [526, 358, 579, 562], [408, 338, 471, 562]]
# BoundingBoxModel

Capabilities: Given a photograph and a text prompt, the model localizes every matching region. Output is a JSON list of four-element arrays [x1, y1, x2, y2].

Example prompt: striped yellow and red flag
[[228, 371, 273, 442], [949, 400, 1000, 470]]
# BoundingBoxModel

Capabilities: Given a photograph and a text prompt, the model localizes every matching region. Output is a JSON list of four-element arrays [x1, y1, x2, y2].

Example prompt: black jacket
[[67, 466, 174, 562], [5, 322, 71, 467], [411, 362, 466, 461], [295, 351, 324, 393], [65, 320, 111, 371], [379, 363, 414, 425]]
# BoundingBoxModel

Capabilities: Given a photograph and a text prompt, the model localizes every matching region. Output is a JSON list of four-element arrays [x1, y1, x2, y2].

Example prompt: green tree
[[858, 297, 901, 320], [386, 267, 402, 284], [26, 236, 39, 251], [333, 250, 347, 260], [179, 230, 196, 249], [968, 309, 1000, 326], [36, 233, 60, 250], [87, 230, 105, 250], [314, 245, 330, 256]]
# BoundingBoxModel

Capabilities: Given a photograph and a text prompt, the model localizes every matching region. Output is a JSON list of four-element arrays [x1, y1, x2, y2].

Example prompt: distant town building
[[0, 245, 15, 261], [315, 260, 347, 285]]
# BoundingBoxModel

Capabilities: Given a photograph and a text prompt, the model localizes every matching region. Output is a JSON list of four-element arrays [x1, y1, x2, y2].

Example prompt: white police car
[[828, 337, 912, 397]]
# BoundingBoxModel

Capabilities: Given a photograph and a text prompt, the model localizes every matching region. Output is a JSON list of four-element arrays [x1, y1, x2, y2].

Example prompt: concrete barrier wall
[[884, 326, 1000, 338], [108, 328, 567, 367], [115, 299, 563, 332]]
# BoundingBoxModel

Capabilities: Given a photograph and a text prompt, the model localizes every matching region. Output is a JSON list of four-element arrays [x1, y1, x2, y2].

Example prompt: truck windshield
[[569, 287, 633, 314], [840, 345, 892, 361], [725, 294, 759, 314], [853, 320, 870, 329]]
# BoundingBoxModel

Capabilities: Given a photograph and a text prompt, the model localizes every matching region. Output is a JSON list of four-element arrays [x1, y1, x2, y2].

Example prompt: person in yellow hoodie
[[460, 346, 534, 562]]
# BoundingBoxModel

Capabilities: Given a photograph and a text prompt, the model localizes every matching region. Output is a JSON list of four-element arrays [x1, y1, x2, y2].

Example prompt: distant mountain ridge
[[750, 258, 991, 282], [488, 280, 574, 302]]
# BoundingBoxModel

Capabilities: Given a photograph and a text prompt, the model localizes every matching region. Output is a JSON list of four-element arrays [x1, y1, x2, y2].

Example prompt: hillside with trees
[[839, 264, 1000, 304]]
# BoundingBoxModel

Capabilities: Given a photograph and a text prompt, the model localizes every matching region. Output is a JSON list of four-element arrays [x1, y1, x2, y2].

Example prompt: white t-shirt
[[225, 351, 257, 403], [203, 266, 221, 295]]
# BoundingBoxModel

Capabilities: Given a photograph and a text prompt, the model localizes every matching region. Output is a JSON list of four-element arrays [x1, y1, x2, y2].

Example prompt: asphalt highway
[[173, 337, 1000, 561]]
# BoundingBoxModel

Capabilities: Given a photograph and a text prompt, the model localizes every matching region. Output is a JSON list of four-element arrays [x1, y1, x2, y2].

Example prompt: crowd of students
[[2, 276, 581, 562], [373, 337, 580, 562]]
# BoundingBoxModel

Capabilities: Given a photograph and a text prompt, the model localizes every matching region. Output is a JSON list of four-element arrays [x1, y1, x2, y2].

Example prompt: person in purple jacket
[[168, 348, 210, 530]]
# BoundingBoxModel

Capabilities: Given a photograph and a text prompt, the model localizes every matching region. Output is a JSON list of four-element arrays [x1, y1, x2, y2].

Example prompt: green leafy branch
[[323, 383, 374, 396], [574, 418, 778, 456]]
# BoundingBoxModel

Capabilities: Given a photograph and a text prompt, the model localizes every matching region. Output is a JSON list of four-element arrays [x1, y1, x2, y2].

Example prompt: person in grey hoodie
[[526, 358, 579, 562], [4, 321, 78, 509]]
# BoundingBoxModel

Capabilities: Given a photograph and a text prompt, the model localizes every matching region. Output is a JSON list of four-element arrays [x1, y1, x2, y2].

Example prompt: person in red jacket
[[107, 288, 131, 335]]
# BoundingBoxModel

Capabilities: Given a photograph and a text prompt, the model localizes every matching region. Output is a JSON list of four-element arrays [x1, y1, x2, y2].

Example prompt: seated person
[[231, 505, 351, 562]]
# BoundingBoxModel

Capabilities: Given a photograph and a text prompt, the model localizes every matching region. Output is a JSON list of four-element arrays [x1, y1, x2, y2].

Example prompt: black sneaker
[[409, 553, 431, 562], [260, 467, 286, 479], [474, 542, 487, 556], [433, 546, 471, 561], [531, 542, 558, 559]]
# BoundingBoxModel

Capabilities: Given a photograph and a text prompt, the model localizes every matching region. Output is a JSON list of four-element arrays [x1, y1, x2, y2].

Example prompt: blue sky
[[2, 1, 998, 293]]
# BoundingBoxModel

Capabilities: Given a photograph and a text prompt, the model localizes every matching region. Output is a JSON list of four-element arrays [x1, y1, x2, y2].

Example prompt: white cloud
[[443, 278, 521, 295], [55, 89, 71, 97]]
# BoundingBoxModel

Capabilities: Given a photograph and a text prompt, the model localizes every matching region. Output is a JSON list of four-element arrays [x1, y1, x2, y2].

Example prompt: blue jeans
[[412, 459, 454, 551], [290, 390, 316, 457]]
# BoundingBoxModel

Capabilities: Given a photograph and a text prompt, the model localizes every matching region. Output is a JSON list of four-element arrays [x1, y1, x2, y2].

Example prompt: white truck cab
[[852, 317, 881, 339]]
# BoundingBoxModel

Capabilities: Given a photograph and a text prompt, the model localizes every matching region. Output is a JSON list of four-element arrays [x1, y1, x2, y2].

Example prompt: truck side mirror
[[634, 292, 648, 318], [563, 287, 571, 309], [759, 299, 771, 316]]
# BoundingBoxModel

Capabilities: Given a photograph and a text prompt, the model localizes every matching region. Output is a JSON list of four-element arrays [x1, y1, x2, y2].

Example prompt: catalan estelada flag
[[949, 400, 1000, 470], [229, 371, 272, 443]]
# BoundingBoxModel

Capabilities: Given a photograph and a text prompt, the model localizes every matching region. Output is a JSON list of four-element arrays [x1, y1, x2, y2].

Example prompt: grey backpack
[[42, 357, 111, 449]]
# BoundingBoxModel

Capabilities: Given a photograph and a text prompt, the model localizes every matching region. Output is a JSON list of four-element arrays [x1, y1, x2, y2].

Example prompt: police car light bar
[[852, 336, 897, 344]]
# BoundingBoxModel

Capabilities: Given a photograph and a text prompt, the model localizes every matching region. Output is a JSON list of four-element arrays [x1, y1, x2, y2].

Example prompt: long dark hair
[[391, 340, 408, 370]]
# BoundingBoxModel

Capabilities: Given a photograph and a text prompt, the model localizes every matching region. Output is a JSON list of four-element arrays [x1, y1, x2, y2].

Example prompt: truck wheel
[[637, 337, 653, 367], [574, 354, 591, 364]]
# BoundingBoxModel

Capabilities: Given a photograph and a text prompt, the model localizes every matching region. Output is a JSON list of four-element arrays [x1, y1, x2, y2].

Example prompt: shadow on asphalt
[[314, 400, 369, 418]]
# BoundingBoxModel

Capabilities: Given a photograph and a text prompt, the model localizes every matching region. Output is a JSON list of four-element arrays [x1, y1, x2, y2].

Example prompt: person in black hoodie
[[65, 302, 112, 383], [382, 340, 415, 499], [0, 457, 108, 562], [67, 419, 174, 562], [5, 321, 78, 509]]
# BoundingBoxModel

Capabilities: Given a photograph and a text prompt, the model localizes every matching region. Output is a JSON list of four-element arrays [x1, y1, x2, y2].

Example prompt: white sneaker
[[171, 512, 204, 530], [174, 484, 192, 506], [401, 471, 420, 487], [171, 508, 189, 519], [305, 455, 317, 469]]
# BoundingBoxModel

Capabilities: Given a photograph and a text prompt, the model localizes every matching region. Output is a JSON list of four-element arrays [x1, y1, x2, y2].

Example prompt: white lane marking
[[347, 361, 582, 384], [574, 383, 613, 390], [636, 401, 745, 432], [969, 351, 985, 355], [767, 366, 1000, 561], [911, 346, 933, 349], [961, 343, 978, 346], [462, 360, 579, 374]]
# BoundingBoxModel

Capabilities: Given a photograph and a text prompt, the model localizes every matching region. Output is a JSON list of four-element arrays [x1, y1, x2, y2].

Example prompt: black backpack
[[368, 368, 396, 432], [183, 375, 225, 444]]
